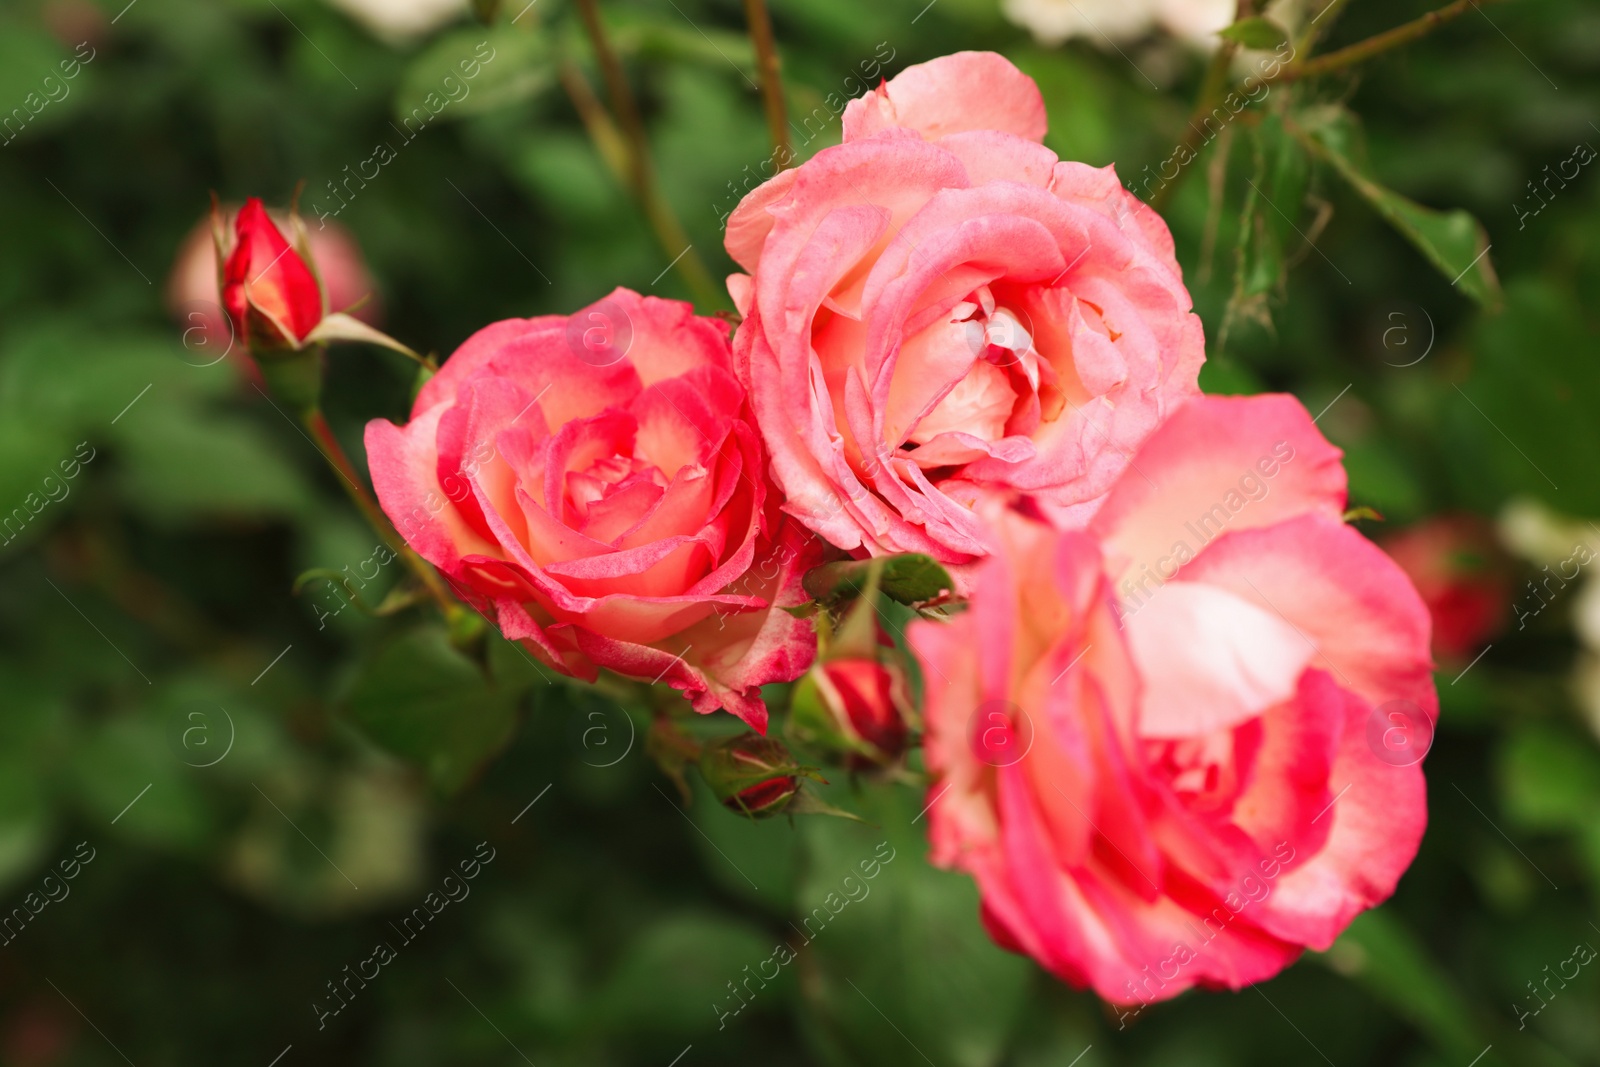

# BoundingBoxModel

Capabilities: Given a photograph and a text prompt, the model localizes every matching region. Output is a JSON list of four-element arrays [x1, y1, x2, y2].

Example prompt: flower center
[[909, 285, 1064, 446], [565, 453, 668, 521]]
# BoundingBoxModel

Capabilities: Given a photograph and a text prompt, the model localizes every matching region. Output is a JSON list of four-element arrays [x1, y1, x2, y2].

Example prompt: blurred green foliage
[[0, 0, 1597, 1064]]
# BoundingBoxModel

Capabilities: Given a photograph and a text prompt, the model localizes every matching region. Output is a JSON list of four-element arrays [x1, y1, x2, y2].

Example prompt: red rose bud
[[791, 658, 911, 766], [1383, 514, 1511, 662], [217, 197, 325, 351], [700, 735, 813, 818], [170, 204, 380, 375]]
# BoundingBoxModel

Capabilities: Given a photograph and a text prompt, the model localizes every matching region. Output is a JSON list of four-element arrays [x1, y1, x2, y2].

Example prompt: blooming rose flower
[[726, 52, 1203, 571], [168, 203, 379, 367], [910, 395, 1435, 1005], [365, 288, 819, 730]]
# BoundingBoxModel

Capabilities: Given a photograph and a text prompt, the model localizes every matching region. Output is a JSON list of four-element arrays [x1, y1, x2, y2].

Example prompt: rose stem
[[1270, 0, 1505, 83], [1150, 0, 1253, 214], [301, 406, 462, 621], [569, 0, 722, 308], [742, 0, 792, 170], [1151, 0, 1507, 212]]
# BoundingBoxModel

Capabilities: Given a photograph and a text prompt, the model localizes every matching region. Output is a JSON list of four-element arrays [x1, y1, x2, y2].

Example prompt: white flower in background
[[1002, 0, 1235, 47], [1497, 496, 1592, 565], [325, 0, 468, 43], [1498, 496, 1600, 742]]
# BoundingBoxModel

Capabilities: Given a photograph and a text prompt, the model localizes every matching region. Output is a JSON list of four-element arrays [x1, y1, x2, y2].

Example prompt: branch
[[1150, 0, 1252, 212], [1149, 0, 1506, 213], [570, 0, 722, 308], [742, 0, 792, 169], [1271, 0, 1502, 84], [301, 406, 463, 621]]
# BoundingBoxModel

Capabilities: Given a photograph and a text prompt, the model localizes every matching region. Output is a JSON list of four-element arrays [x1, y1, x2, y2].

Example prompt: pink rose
[[726, 51, 1203, 568], [365, 288, 820, 730], [910, 395, 1435, 1005]]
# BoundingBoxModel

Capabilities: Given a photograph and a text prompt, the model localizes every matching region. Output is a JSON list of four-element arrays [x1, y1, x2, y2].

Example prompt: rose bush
[[910, 394, 1435, 1004], [726, 51, 1203, 572], [365, 288, 819, 729]]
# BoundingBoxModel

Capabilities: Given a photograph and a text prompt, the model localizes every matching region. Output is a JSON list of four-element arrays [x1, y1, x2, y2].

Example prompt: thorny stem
[[569, 0, 722, 307], [559, 59, 630, 179], [1151, 0, 1505, 213], [301, 406, 462, 622], [742, 0, 792, 169], [1150, 0, 1252, 213], [1269, 0, 1503, 84], [1295, 0, 1352, 53]]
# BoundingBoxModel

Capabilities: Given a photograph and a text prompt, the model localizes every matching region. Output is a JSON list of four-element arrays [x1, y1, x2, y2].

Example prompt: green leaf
[[341, 626, 523, 793], [0, 418, 78, 556], [594, 911, 779, 1037], [113, 410, 313, 520], [1450, 279, 1600, 513], [394, 26, 551, 125], [611, 16, 756, 79], [1222, 116, 1312, 348], [803, 553, 955, 607], [71, 715, 215, 852], [1219, 15, 1290, 50], [0, 326, 230, 430], [1294, 107, 1500, 306], [0, 24, 95, 146], [1498, 723, 1600, 832], [1248, 115, 1312, 297]]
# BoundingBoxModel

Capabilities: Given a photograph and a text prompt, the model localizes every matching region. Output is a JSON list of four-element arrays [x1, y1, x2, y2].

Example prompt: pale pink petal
[[1090, 395, 1348, 591], [1124, 582, 1314, 739], [841, 51, 1048, 145]]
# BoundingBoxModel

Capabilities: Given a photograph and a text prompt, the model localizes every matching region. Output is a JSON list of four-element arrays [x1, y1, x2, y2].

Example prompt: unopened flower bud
[[790, 656, 912, 766], [217, 197, 325, 353], [700, 734, 809, 818]]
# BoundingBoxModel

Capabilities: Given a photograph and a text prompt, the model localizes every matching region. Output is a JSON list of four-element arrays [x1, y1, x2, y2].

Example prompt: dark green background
[[0, 0, 1596, 1063]]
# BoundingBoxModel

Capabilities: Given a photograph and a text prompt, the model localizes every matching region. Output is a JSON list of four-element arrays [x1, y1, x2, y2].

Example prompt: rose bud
[[168, 203, 380, 372], [700, 734, 815, 818], [210, 196, 408, 363], [790, 657, 913, 766], [216, 197, 325, 352], [1382, 514, 1510, 661]]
